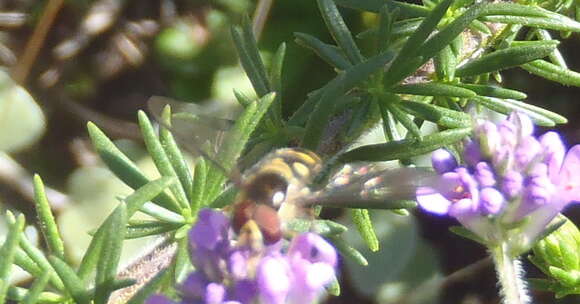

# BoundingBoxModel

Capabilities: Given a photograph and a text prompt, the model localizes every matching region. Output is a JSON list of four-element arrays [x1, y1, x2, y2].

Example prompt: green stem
[[490, 243, 531, 304]]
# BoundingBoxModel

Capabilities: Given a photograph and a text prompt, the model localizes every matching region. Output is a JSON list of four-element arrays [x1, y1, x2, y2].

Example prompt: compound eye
[[246, 173, 289, 208]]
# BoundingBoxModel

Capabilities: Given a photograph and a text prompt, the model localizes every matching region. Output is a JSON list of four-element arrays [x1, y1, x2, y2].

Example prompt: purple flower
[[501, 170, 523, 199], [287, 233, 338, 267], [188, 209, 231, 282], [417, 169, 479, 217], [474, 162, 496, 187], [181, 272, 209, 300], [550, 145, 580, 204], [257, 255, 291, 304], [145, 295, 175, 304], [417, 113, 580, 252], [431, 149, 458, 174], [149, 209, 338, 304], [479, 187, 504, 215]]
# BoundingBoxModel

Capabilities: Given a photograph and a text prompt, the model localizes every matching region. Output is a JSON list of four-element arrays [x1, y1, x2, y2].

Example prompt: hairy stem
[[491, 243, 531, 304]]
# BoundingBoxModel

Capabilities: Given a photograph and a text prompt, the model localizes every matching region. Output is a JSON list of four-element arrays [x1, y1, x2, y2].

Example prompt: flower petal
[[416, 187, 452, 215], [479, 187, 505, 215], [205, 283, 226, 304], [539, 131, 565, 181], [556, 145, 580, 203], [288, 233, 337, 266], [145, 295, 175, 304], [431, 149, 458, 174], [257, 255, 290, 304]]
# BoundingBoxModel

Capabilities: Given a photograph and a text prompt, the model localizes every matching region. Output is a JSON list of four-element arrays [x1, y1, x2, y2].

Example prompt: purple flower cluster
[[417, 113, 580, 250], [147, 209, 338, 304]]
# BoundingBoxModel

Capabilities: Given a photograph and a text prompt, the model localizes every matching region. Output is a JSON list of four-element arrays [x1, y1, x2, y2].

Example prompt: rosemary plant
[[1, 0, 580, 303]]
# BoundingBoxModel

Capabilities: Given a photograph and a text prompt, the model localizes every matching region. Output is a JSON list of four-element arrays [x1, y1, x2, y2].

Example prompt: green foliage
[[4, 0, 580, 302], [529, 216, 580, 298]]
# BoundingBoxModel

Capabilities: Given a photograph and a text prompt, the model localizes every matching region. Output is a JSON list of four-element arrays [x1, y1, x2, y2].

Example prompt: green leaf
[[0, 213, 24, 304], [302, 51, 395, 150], [124, 177, 176, 217], [351, 209, 379, 252], [139, 202, 185, 224], [208, 186, 237, 209], [339, 127, 471, 162], [78, 226, 110, 280], [318, 0, 364, 64], [531, 216, 580, 287], [294, 32, 351, 70], [233, 89, 253, 107], [384, 0, 453, 86], [376, 5, 397, 53], [205, 93, 276, 202], [434, 45, 457, 80], [21, 273, 51, 304], [455, 41, 559, 77], [173, 237, 190, 282], [350, 17, 425, 41], [454, 83, 527, 99], [33, 175, 65, 260], [379, 102, 400, 141], [231, 19, 270, 96], [125, 221, 180, 239], [416, 3, 486, 62], [548, 266, 579, 287], [138, 111, 189, 210], [472, 96, 567, 126], [94, 203, 127, 304], [269, 42, 286, 123], [7, 286, 63, 303], [310, 220, 348, 236], [398, 101, 472, 128], [17, 236, 64, 291], [329, 236, 369, 266], [481, 3, 553, 18], [87, 122, 180, 213], [48, 256, 90, 304], [288, 88, 323, 126], [190, 158, 207, 210], [384, 101, 423, 140], [343, 97, 378, 142], [159, 106, 193, 205], [481, 14, 580, 32], [327, 278, 341, 296], [392, 82, 476, 98], [334, 0, 430, 18], [14, 249, 42, 280], [533, 29, 567, 68], [521, 59, 580, 87], [469, 19, 492, 34]]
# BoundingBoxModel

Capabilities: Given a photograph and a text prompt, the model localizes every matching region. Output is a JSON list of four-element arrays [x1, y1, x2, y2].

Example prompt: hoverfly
[[148, 96, 443, 246]]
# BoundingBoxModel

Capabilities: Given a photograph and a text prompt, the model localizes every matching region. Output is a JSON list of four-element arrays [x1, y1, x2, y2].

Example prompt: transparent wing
[[298, 165, 446, 210], [147, 96, 245, 181], [147, 96, 237, 156]]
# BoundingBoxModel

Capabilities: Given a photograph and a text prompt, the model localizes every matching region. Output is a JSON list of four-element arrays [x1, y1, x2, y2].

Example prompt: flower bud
[[529, 216, 580, 296], [431, 149, 458, 174]]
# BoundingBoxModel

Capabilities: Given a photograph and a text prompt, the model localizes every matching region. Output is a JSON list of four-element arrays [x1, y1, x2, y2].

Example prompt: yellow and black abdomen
[[232, 148, 322, 244]]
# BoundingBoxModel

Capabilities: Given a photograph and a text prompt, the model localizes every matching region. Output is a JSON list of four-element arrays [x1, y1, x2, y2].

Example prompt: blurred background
[[0, 0, 578, 303]]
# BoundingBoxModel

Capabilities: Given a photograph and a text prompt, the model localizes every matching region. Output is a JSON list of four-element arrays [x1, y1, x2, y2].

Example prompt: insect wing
[[147, 95, 246, 183], [147, 96, 236, 156], [298, 165, 445, 210]]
